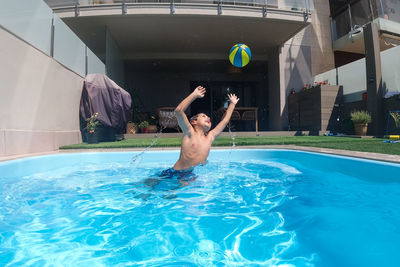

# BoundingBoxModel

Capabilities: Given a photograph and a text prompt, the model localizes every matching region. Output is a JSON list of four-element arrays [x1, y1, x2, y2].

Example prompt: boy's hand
[[193, 86, 206, 99], [228, 93, 239, 105]]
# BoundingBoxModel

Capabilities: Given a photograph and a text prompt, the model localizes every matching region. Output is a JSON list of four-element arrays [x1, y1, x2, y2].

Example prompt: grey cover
[[80, 74, 131, 134]]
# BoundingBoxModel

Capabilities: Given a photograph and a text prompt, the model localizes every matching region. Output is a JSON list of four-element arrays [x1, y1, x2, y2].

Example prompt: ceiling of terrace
[[62, 14, 309, 63]]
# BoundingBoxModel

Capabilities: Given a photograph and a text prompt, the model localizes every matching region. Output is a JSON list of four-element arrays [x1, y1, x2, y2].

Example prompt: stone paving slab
[[124, 131, 348, 138], [1, 145, 399, 164]]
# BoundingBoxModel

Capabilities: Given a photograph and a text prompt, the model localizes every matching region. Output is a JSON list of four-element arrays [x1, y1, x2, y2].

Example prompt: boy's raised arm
[[209, 93, 239, 139], [175, 86, 206, 134]]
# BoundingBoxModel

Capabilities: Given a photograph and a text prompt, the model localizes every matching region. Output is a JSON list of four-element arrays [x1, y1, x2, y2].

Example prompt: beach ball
[[229, 43, 251, 68]]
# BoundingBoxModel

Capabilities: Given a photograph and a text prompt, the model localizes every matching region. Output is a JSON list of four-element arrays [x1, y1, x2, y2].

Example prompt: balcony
[[331, 0, 400, 55], [45, 0, 313, 18], [42, 0, 313, 65]]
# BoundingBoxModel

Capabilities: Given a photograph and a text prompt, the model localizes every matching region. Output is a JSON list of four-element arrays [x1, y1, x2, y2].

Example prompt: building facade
[[45, 0, 321, 132], [1, 0, 400, 157], [46, 0, 399, 133]]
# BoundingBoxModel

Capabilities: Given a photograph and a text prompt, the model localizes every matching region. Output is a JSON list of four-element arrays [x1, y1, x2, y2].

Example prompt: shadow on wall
[[282, 32, 313, 131], [284, 8, 336, 131]]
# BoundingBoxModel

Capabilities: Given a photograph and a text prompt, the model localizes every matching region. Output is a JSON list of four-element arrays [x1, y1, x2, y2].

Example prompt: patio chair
[[241, 109, 258, 132], [216, 107, 240, 121], [157, 107, 180, 132], [216, 107, 240, 131]]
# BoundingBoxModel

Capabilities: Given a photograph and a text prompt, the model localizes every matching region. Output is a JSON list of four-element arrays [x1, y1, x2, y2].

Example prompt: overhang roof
[[59, 6, 310, 63]]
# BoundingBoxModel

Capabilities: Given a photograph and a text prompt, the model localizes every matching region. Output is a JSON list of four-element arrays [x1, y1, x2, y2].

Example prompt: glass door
[[190, 81, 257, 130]]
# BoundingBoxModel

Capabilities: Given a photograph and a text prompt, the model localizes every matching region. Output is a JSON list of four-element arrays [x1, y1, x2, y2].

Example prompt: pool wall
[[0, 17, 83, 158]]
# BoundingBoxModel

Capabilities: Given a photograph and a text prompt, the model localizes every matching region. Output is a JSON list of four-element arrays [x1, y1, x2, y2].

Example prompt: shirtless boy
[[172, 85, 239, 171], [148, 85, 239, 192]]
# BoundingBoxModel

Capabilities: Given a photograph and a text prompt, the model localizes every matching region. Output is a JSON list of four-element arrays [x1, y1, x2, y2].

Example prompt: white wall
[[267, 0, 334, 130], [0, 27, 84, 157], [381, 45, 400, 94]]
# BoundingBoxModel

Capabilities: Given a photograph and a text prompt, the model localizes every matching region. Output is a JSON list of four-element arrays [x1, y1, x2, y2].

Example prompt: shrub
[[350, 110, 371, 125], [138, 121, 149, 129], [85, 112, 100, 133]]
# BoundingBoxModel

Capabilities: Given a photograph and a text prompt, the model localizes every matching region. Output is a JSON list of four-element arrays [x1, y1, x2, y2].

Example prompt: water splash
[[216, 123, 237, 179], [228, 124, 236, 148], [130, 113, 184, 165], [226, 124, 237, 167], [131, 125, 167, 165], [0, 155, 318, 266]]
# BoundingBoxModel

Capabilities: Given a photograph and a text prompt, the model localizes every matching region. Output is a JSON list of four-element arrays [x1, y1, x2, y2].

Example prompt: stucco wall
[[0, 27, 84, 157], [268, 0, 335, 130], [310, 0, 335, 76], [281, 0, 334, 90]]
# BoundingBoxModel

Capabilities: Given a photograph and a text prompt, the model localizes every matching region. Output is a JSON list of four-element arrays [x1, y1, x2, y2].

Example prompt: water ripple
[[0, 159, 315, 266]]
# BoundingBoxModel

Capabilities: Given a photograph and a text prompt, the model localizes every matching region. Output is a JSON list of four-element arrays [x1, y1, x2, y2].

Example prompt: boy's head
[[190, 113, 211, 132]]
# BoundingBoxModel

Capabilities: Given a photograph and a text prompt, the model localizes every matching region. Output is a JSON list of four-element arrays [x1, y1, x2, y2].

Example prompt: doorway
[[190, 81, 258, 130]]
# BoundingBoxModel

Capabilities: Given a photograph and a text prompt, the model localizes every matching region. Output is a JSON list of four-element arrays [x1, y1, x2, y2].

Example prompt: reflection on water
[[0, 159, 310, 266], [1, 157, 399, 266]]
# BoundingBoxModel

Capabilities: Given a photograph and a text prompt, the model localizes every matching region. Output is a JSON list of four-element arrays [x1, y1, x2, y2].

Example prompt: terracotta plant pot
[[362, 92, 367, 101], [148, 125, 157, 133], [354, 123, 368, 136], [140, 127, 148, 133]]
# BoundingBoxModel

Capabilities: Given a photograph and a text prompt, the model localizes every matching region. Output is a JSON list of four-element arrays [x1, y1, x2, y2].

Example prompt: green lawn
[[60, 136, 400, 155]]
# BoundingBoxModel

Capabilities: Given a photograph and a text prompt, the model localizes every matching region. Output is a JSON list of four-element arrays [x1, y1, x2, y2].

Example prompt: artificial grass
[[60, 136, 400, 155]]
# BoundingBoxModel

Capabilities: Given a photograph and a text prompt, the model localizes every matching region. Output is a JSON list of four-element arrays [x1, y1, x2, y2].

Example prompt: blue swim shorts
[[159, 167, 196, 181]]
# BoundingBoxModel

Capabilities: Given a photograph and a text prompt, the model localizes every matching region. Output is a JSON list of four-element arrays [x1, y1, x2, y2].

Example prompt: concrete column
[[310, 0, 335, 76], [364, 22, 383, 135], [267, 0, 334, 130], [268, 42, 313, 130], [268, 46, 284, 130]]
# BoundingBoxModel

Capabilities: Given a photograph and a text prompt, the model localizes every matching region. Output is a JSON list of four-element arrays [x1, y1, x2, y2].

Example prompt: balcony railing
[[312, 43, 400, 103], [332, 0, 400, 41], [44, 0, 313, 15]]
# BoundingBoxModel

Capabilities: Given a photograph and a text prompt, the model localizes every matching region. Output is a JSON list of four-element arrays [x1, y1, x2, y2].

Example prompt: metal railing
[[331, 0, 400, 41], [312, 43, 400, 103], [44, 0, 313, 15]]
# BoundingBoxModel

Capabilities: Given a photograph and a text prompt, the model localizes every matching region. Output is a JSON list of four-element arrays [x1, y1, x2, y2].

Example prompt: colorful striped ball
[[229, 44, 251, 68]]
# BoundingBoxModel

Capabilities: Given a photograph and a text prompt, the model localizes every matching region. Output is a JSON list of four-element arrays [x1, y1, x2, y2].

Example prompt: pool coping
[[1, 145, 400, 164]]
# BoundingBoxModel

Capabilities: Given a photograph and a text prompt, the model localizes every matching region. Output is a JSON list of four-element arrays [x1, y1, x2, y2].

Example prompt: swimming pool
[[0, 149, 399, 266]]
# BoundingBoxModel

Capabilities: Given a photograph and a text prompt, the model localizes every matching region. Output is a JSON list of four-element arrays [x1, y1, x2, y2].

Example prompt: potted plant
[[85, 112, 100, 143], [148, 114, 158, 133], [350, 110, 371, 136], [138, 120, 149, 133]]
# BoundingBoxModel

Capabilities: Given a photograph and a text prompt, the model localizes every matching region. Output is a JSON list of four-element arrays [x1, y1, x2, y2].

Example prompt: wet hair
[[189, 113, 209, 125], [189, 113, 200, 123]]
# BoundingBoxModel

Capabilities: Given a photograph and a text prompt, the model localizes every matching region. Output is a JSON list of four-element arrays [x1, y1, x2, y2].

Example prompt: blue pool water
[[0, 149, 400, 266]]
